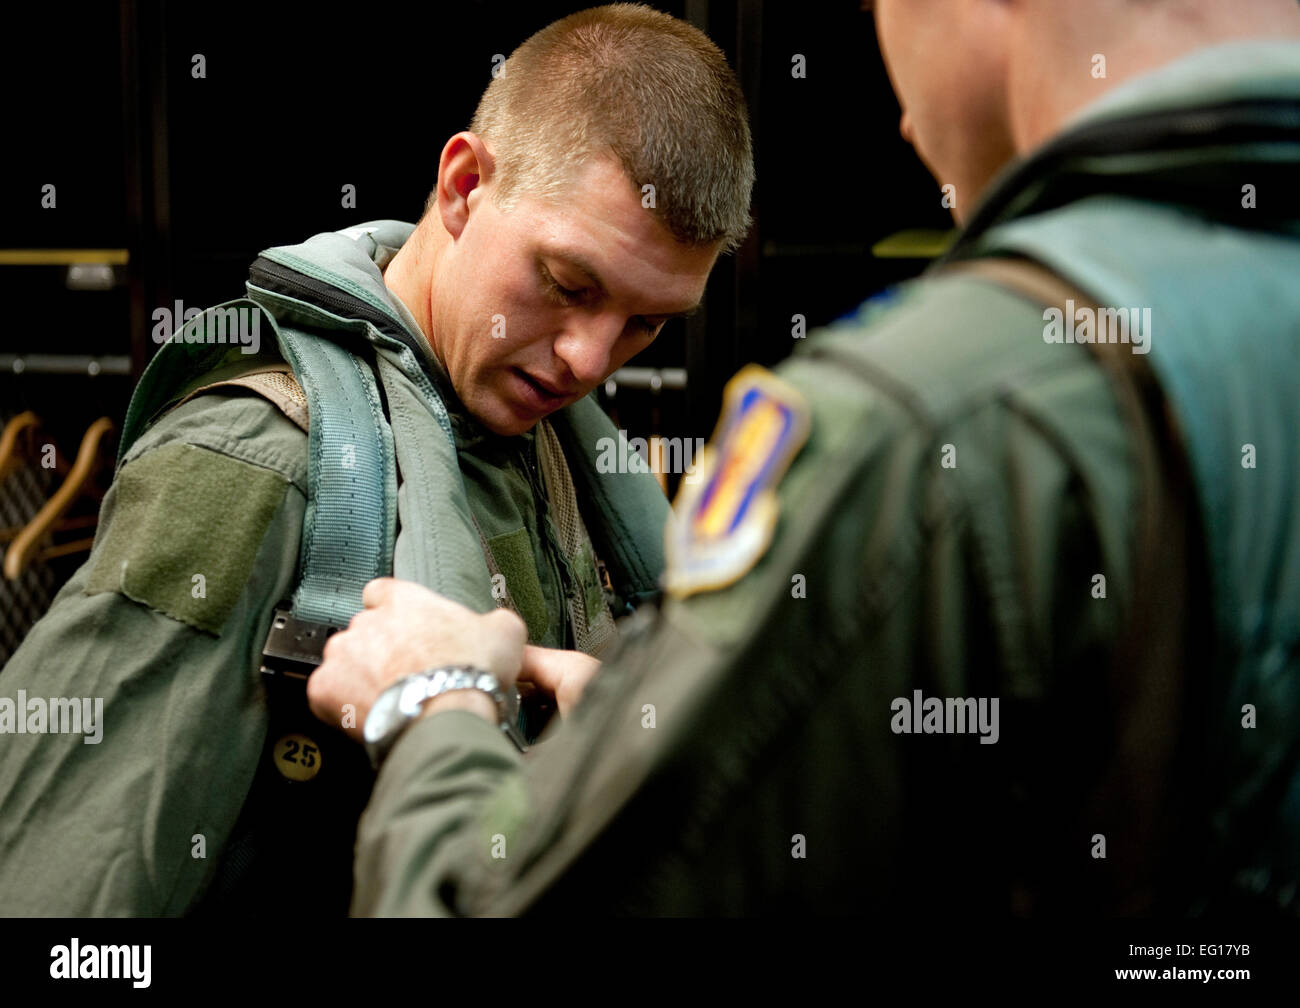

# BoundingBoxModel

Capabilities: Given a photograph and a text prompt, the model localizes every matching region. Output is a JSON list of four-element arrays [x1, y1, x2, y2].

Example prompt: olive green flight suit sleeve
[[0, 392, 306, 916], [352, 276, 1147, 915]]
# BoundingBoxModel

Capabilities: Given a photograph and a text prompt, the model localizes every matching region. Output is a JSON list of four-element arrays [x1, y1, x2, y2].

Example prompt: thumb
[[517, 646, 602, 718], [517, 645, 566, 695]]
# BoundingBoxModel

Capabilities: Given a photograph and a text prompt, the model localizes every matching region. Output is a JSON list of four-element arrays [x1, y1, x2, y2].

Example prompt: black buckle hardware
[[260, 607, 342, 681]]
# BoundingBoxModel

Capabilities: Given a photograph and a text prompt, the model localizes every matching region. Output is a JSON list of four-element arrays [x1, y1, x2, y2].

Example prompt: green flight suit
[[0, 227, 661, 915], [350, 40, 1300, 916]]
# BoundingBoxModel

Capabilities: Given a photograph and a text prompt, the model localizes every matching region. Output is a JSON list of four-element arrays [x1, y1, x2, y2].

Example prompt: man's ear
[[436, 132, 495, 240]]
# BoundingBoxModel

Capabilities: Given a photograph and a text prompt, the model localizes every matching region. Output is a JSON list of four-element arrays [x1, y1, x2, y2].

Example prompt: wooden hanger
[[0, 411, 41, 484], [3, 417, 114, 580]]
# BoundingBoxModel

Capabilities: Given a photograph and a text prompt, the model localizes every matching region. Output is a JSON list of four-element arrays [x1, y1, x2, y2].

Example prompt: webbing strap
[[274, 328, 395, 626], [536, 419, 617, 657], [939, 256, 1201, 912], [173, 365, 309, 433]]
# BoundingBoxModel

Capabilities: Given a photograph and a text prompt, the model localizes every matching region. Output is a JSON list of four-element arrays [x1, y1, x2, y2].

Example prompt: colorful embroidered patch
[[663, 365, 811, 598]]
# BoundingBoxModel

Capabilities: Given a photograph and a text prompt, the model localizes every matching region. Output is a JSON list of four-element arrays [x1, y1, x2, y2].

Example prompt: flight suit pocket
[[85, 442, 289, 635]]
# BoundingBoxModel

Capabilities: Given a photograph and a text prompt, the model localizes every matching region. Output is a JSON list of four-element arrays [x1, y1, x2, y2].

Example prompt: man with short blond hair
[[0, 4, 753, 916], [455, 2, 753, 249]]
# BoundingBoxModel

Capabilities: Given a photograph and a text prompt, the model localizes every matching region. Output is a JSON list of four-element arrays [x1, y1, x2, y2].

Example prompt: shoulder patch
[[664, 365, 811, 599], [85, 442, 290, 634]]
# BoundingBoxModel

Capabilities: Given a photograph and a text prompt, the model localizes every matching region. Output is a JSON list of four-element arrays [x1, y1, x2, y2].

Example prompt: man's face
[[872, 0, 1015, 222], [429, 156, 720, 437]]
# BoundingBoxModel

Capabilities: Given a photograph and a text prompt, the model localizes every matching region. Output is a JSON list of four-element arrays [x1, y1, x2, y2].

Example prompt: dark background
[[0, 0, 950, 645]]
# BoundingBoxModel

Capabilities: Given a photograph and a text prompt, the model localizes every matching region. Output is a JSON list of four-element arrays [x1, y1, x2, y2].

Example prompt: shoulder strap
[[547, 395, 670, 611], [536, 418, 617, 657], [939, 256, 1208, 912], [262, 326, 396, 628], [180, 363, 309, 433], [119, 298, 396, 631]]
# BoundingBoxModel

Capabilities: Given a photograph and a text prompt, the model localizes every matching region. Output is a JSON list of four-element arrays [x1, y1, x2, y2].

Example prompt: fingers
[[362, 576, 445, 610], [476, 609, 527, 688], [305, 661, 334, 724], [361, 576, 398, 608], [307, 647, 369, 742], [485, 608, 528, 650]]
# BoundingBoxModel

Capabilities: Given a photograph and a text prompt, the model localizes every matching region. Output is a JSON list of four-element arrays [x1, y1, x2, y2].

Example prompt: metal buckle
[[500, 687, 529, 753], [259, 607, 342, 681]]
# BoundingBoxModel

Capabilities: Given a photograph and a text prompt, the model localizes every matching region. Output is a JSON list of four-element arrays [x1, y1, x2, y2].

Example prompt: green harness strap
[[119, 298, 395, 630], [272, 326, 394, 626]]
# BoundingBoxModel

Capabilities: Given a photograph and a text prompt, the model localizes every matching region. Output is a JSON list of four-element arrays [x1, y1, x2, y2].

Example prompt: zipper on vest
[[248, 258, 427, 362]]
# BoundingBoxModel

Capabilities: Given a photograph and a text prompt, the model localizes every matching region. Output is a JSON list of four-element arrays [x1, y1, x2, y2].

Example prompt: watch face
[[398, 676, 433, 717], [364, 684, 404, 745]]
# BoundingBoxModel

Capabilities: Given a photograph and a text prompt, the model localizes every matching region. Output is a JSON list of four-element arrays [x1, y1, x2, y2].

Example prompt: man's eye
[[542, 266, 584, 305]]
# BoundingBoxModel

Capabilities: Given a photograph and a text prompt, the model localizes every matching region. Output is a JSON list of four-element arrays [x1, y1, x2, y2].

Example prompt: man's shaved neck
[[1006, 0, 1300, 156], [384, 217, 442, 352]]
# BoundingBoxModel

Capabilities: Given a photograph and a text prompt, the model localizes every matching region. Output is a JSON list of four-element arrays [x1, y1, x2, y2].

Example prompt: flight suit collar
[[940, 40, 1300, 266], [1065, 40, 1300, 133]]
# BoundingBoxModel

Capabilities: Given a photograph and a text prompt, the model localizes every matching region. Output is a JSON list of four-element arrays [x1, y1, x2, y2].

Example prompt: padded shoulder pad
[[176, 364, 308, 433]]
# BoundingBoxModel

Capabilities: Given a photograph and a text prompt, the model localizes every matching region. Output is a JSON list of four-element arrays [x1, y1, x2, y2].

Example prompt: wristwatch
[[363, 665, 528, 767]]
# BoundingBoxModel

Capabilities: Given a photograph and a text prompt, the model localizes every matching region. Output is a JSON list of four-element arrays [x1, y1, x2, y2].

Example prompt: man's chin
[[474, 398, 551, 437], [474, 412, 534, 437]]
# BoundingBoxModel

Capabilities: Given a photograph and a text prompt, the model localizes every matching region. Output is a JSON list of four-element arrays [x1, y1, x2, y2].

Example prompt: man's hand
[[518, 646, 602, 719], [307, 577, 528, 741]]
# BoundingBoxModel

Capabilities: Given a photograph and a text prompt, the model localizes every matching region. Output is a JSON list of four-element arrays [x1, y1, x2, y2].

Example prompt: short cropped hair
[[432, 3, 754, 252]]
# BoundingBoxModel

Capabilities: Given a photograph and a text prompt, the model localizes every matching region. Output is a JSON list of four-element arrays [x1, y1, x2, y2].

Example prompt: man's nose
[[552, 316, 623, 388]]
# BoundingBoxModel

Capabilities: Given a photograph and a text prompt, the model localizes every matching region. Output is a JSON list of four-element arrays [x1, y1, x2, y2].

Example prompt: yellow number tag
[[273, 733, 322, 781]]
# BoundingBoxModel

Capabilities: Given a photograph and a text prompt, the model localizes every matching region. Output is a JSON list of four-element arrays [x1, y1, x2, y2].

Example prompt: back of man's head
[[452, 3, 754, 252]]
